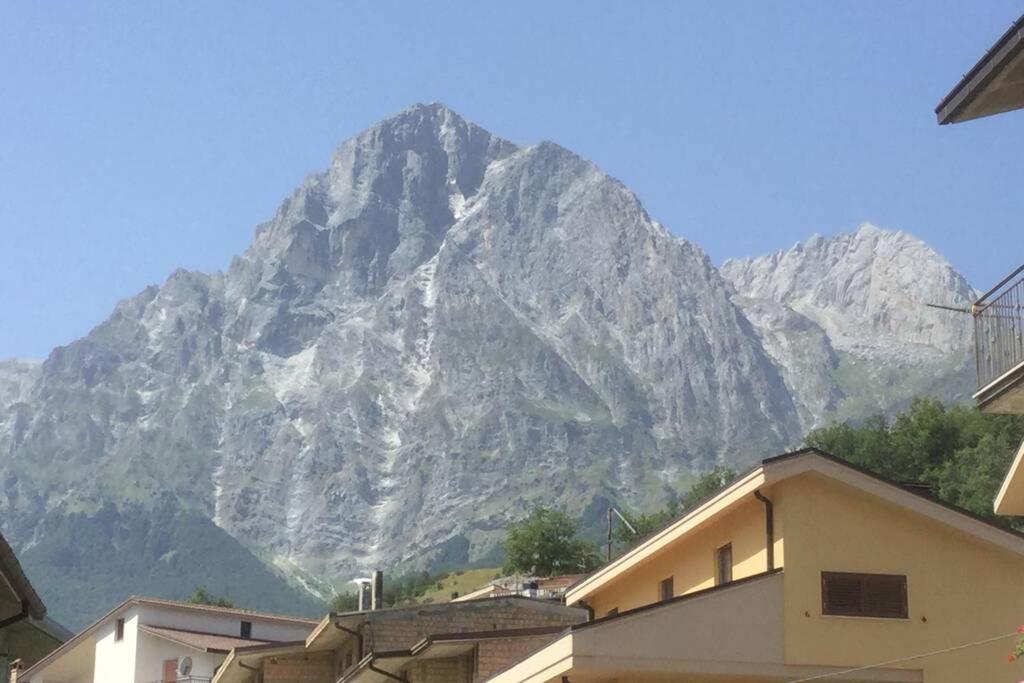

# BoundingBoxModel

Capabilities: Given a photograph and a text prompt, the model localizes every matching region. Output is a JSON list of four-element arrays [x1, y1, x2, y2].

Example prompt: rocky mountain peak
[[0, 107, 980, 624]]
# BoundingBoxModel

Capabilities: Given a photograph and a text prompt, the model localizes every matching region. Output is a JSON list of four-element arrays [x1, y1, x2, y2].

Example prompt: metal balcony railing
[[974, 263, 1024, 390], [146, 678, 212, 683]]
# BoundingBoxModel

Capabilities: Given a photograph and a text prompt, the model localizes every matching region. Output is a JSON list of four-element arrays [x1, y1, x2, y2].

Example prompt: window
[[658, 576, 674, 602], [716, 543, 733, 585], [114, 618, 125, 642], [240, 620, 252, 639], [821, 572, 907, 619], [606, 607, 619, 617], [344, 652, 353, 670]]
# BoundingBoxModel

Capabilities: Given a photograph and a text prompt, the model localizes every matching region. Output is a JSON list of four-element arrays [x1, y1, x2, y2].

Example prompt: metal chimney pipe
[[371, 570, 383, 611]]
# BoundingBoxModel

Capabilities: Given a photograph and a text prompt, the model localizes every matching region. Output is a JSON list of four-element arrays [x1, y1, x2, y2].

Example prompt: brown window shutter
[[716, 543, 733, 585], [822, 572, 907, 618]]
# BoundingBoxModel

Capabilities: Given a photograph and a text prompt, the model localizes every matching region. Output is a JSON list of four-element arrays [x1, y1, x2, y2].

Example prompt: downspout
[[333, 620, 364, 660], [753, 490, 774, 571]]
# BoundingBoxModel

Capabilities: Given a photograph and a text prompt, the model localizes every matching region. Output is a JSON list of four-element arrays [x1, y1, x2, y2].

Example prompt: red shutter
[[163, 659, 178, 683]]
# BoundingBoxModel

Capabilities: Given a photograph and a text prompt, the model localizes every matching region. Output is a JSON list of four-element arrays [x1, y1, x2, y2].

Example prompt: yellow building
[[486, 448, 1024, 682]]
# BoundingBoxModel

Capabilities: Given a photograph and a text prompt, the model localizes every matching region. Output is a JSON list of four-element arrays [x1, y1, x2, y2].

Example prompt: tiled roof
[[139, 625, 272, 654]]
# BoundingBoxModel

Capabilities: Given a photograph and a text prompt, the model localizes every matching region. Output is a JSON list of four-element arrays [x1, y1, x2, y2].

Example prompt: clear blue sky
[[2, 1, 1022, 360]]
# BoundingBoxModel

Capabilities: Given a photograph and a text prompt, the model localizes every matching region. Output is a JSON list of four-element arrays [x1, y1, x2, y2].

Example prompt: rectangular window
[[114, 618, 125, 642], [716, 543, 733, 585], [658, 576, 674, 602], [240, 620, 252, 639], [821, 572, 908, 619]]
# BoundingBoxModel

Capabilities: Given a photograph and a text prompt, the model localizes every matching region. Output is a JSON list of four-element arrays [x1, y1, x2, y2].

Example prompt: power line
[[786, 630, 1021, 682]]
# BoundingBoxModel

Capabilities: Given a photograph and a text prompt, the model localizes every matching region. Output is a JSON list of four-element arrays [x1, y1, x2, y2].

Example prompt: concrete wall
[[585, 495, 775, 616], [779, 472, 1024, 683]]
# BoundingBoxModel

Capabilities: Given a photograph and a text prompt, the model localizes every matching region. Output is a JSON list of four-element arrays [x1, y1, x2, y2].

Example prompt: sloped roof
[[139, 624, 273, 654], [0, 532, 46, 621]]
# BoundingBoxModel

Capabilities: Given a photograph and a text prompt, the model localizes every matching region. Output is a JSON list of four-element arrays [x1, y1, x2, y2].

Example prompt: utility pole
[[607, 507, 638, 562]]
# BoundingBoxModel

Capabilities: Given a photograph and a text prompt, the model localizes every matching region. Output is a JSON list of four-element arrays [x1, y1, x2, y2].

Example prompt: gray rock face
[[0, 105, 976, 586], [721, 224, 976, 431]]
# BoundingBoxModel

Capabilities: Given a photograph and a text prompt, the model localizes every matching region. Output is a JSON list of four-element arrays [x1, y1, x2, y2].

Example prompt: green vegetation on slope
[[416, 568, 503, 604], [19, 496, 325, 629]]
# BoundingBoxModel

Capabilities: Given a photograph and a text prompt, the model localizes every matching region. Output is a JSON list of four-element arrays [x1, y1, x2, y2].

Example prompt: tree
[[186, 586, 235, 607], [805, 397, 1024, 523], [613, 466, 738, 550], [329, 591, 360, 613], [680, 465, 738, 509], [503, 507, 601, 576]]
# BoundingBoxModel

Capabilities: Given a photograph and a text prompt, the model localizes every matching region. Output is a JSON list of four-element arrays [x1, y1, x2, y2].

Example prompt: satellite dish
[[178, 657, 193, 677]]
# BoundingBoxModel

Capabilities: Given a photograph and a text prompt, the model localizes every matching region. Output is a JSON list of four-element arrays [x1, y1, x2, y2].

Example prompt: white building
[[17, 597, 317, 683]]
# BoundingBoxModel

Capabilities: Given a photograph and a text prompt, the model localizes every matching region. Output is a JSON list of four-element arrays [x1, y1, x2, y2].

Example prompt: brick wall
[[474, 634, 561, 681], [404, 655, 473, 682], [263, 652, 334, 683], [364, 599, 584, 652]]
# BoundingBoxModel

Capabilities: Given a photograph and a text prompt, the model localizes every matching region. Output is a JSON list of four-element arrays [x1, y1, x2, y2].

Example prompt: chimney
[[356, 581, 369, 612], [371, 570, 383, 611]]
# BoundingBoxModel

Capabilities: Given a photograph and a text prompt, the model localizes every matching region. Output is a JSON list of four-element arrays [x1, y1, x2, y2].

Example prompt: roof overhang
[[489, 572, 921, 683], [995, 438, 1024, 515], [566, 449, 1024, 606], [937, 14, 1024, 124], [0, 533, 46, 622]]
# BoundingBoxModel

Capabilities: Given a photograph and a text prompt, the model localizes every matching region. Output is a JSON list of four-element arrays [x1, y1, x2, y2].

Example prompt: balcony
[[974, 264, 1024, 413]]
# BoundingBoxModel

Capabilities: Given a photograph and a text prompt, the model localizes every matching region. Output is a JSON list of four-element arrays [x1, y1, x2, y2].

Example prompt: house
[[18, 597, 318, 683], [935, 12, 1024, 515], [210, 595, 587, 683], [1, 532, 68, 681], [484, 448, 1024, 682]]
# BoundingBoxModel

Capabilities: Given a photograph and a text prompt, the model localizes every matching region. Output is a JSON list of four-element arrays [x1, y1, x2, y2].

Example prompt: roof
[[995, 438, 1024, 515], [565, 447, 1024, 606], [139, 624, 273, 654], [936, 13, 1024, 124], [0, 532, 46, 621], [21, 595, 318, 681]]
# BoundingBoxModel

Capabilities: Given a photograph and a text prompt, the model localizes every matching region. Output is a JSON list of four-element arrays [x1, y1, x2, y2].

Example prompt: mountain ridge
[[0, 104, 977, 625]]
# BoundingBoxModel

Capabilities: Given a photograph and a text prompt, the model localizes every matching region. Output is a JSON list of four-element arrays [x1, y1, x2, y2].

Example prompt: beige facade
[[497, 449, 1024, 682]]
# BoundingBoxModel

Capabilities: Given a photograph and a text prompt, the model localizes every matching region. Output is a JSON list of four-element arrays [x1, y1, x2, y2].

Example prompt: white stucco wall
[[133, 631, 222, 683], [134, 605, 313, 643], [92, 608, 139, 683]]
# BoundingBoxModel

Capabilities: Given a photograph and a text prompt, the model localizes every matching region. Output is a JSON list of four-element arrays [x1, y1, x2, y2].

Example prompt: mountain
[[721, 225, 976, 430], [0, 104, 976, 625]]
